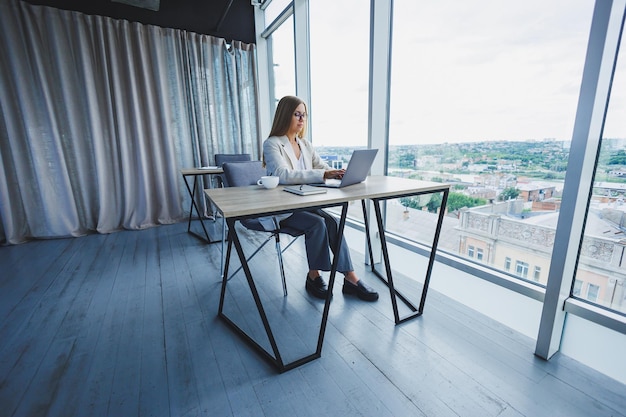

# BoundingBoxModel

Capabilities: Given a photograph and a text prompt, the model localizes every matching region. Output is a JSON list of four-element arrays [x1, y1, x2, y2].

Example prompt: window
[[309, 0, 369, 219], [476, 248, 484, 261], [254, 0, 626, 368], [574, 20, 626, 314], [573, 280, 583, 296], [468, 245, 475, 258], [515, 261, 529, 279], [309, 0, 369, 149], [587, 284, 600, 303], [387, 0, 592, 287], [265, 0, 292, 23], [268, 14, 295, 104]]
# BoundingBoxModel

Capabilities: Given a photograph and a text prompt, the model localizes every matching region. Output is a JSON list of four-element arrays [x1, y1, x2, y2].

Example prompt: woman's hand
[[324, 169, 345, 180]]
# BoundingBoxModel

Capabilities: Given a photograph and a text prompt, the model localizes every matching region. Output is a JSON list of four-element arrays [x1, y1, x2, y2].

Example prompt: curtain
[[0, 0, 261, 245]]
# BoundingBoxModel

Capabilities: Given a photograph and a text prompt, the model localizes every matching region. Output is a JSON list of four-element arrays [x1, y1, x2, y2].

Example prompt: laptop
[[310, 149, 378, 188]]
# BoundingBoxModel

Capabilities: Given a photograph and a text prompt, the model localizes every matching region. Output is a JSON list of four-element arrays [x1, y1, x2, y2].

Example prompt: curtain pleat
[[0, 0, 260, 244]]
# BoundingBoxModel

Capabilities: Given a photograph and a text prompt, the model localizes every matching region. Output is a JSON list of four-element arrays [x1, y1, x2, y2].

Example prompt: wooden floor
[[1, 220, 625, 417]]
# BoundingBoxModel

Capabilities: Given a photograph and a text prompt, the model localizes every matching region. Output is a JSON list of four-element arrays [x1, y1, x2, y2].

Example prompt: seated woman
[[262, 95, 378, 302]]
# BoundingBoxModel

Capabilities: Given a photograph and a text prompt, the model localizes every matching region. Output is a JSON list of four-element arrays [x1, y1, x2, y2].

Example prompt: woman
[[263, 95, 378, 301]]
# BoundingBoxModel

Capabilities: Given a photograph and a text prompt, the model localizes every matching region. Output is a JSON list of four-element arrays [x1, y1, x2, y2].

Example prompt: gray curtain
[[0, 0, 261, 245]]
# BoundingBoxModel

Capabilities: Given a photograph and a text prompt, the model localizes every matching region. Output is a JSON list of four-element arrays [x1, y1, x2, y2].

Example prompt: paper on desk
[[199, 166, 219, 169]]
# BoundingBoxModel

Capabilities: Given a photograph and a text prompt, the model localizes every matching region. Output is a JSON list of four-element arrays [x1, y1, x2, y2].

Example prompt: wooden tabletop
[[181, 167, 224, 176], [204, 175, 450, 219]]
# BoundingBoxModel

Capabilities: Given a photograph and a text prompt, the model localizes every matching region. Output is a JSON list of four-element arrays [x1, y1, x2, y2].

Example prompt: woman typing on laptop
[[262, 95, 378, 302]]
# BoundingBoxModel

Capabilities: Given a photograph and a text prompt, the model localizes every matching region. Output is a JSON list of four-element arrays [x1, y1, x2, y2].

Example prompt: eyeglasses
[[294, 112, 307, 120]]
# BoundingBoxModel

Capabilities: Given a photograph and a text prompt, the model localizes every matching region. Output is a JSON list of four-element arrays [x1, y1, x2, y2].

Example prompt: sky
[[271, 0, 626, 147]]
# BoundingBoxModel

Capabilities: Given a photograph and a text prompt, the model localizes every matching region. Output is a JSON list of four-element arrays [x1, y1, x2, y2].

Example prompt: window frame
[[253, 0, 626, 359]]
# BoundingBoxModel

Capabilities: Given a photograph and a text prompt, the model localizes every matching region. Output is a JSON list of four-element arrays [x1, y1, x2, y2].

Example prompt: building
[[457, 206, 626, 312], [516, 183, 556, 203]]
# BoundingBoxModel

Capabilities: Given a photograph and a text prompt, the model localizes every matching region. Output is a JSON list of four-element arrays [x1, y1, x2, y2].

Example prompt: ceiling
[[24, 0, 256, 43]]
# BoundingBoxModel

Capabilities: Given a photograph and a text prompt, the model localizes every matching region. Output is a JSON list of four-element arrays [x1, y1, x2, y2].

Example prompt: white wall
[[561, 315, 626, 385]]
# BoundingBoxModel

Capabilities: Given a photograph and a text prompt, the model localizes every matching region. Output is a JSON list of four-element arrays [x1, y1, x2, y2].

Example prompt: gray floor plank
[[1, 222, 625, 417], [72, 231, 137, 417], [37, 233, 127, 417], [0, 238, 75, 354], [160, 226, 204, 417], [0, 235, 105, 417], [138, 226, 171, 417]]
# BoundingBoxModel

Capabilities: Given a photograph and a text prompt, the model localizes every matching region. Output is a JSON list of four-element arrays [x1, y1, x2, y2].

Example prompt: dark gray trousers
[[279, 209, 354, 274]]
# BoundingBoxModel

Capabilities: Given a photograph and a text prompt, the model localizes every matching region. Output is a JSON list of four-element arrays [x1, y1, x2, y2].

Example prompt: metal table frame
[[218, 202, 348, 373], [362, 186, 449, 324], [205, 176, 450, 372], [181, 168, 223, 244]]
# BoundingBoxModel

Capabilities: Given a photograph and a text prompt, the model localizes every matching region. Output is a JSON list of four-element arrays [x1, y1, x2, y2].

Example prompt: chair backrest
[[222, 161, 267, 187], [214, 153, 252, 187]]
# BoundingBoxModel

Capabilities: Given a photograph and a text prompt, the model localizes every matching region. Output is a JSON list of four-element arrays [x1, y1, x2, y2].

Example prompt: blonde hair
[[268, 95, 307, 139]]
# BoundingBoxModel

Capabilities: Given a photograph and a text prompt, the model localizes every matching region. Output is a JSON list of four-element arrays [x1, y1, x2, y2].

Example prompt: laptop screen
[[315, 149, 378, 188]]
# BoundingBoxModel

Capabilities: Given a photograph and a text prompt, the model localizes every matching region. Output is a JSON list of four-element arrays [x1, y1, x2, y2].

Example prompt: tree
[[608, 150, 626, 165], [427, 193, 443, 212], [397, 152, 415, 168], [401, 192, 486, 213], [445, 193, 487, 212], [499, 187, 520, 201], [399, 193, 443, 212]]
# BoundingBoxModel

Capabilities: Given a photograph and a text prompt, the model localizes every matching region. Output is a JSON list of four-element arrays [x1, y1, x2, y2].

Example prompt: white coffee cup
[[257, 175, 279, 189]]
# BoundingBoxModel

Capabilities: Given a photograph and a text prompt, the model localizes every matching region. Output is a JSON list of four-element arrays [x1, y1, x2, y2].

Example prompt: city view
[[318, 138, 626, 314]]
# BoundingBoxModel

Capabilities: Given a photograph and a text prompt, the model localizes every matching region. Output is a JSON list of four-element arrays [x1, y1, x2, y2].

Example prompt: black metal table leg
[[217, 203, 349, 373], [361, 188, 450, 324], [182, 173, 220, 244]]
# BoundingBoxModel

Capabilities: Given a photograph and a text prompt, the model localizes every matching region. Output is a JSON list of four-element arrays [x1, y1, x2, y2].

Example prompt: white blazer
[[263, 135, 331, 185], [256, 135, 331, 231]]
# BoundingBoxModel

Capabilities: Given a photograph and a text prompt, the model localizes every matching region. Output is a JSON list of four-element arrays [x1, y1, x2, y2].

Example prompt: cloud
[[305, 0, 612, 146]]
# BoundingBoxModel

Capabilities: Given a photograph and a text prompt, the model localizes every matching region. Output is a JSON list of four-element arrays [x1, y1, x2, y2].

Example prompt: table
[[181, 167, 224, 243], [205, 175, 450, 372]]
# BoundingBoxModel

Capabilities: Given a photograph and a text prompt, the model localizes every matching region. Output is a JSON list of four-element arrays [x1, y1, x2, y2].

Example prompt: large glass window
[[308, 0, 369, 149], [268, 14, 296, 105], [387, 0, 593, 285], [265, 0, 292, 24], [576, 23, 626, 314], [309, 0, 370, 218]]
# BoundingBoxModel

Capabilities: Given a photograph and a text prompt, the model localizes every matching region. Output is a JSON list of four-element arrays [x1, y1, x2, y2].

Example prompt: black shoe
[[305, 275, 329, 300], [342, 279, 379, 301]]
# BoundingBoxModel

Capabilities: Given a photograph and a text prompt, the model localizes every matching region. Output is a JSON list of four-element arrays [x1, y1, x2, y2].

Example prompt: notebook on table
[[283, 185, 328, 196], [310, 149, 378, 188]]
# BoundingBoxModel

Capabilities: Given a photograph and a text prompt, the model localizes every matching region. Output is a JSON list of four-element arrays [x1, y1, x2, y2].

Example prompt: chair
[[221, 161, 303, 296], [210, 153, 252, 220], [214, 153, 252, 188]]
